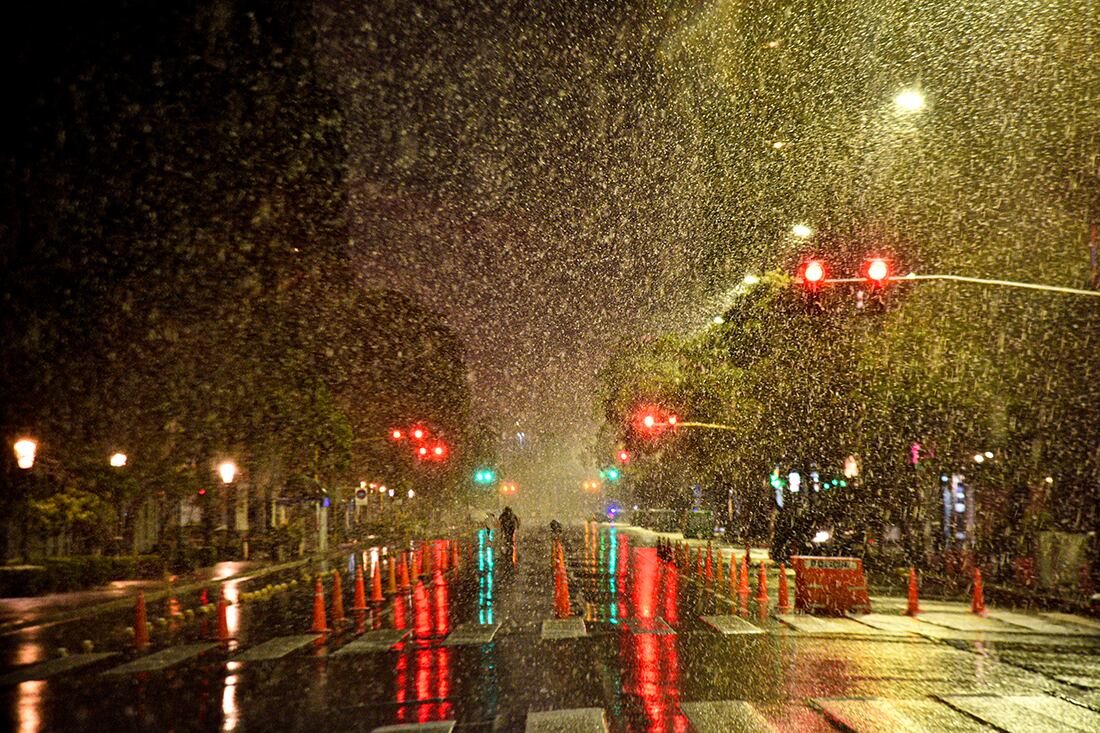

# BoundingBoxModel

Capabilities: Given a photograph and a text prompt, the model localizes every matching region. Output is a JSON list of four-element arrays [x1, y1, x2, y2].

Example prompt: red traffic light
[[802, 259, 826, 287], [617, 450, 630, 463], [642, 414, 656, 429], [417, 446, 429, 457], [866, 257, 890, 286], [432, 444, 446, 458], [667, 415, 678, 426], [391, 429, 404, 440], [411, 427, 426, 440]]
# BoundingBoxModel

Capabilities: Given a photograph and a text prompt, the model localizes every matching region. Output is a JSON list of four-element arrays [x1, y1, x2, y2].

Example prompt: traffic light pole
[[813, 273, 1100, 297], [675, 421, 739, 432]]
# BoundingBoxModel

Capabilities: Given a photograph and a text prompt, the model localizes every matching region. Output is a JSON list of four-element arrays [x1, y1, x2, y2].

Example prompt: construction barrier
[[791, 555, 871, 615]]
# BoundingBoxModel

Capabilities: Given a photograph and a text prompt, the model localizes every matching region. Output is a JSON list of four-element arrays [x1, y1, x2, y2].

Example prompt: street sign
[[790, 555, 871, 615]]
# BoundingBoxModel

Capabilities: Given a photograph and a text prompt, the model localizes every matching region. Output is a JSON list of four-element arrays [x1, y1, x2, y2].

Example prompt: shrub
[[0, 555, 168, 597]]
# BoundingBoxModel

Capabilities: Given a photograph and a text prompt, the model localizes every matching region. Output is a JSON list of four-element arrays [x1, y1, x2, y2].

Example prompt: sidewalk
[[0, 559, 304, 635]]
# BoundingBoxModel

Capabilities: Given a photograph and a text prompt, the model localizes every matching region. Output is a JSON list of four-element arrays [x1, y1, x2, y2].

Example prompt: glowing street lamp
[[894, 88, 925, 113], [13, 438, 37, 470], [791, 223, 814, 239], [218, 460, 238, 484], [109, 452, 128, 468]]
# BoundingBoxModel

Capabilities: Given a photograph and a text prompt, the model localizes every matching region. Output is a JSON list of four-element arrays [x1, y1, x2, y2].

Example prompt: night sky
[[316, 1, 728, 437]]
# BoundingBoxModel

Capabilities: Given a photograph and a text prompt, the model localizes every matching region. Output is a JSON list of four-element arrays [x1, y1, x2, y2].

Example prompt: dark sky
[[316, 0, 727, 438]]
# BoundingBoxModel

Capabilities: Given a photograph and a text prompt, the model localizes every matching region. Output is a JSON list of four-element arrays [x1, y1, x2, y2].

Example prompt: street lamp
[[407, 489, 415, 499], [13, 438, 37, 469], [218, 460, 238, 484], [109, 452, 128, 468], [894, 88, 925, 113], [791, 223, 814, 239]]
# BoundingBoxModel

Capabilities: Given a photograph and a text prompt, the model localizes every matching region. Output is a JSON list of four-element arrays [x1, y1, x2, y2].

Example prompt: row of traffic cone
[[132, 586, 233, 652], [660, 540, 793, 617], [903, 566, 986, 617]]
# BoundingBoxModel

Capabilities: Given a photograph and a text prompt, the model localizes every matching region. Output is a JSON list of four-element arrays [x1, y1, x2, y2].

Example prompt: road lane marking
[[371, 722, 455, 733], [232, 634, 320, 661], [442, 622, 500, 646], [541, 618, 587, 639], [102, 643, 217, 675], [0, 653, 117, 686], [525, 707, 607, 732], [623, 617, 674, 635], [680, 701, 774, 732], [939, 693, 1100, 732], [700, 615, 764, 635], [334, 628, 410, 654], [813, 698, 989, 732]]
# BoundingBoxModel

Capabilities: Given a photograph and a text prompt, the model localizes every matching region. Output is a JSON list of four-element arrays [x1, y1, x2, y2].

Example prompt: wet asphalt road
[[3, 524, 1100, 732]]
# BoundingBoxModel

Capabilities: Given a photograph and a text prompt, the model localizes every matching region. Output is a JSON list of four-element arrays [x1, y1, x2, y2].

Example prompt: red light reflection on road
[[412, 582, 431, 638], [633, 547, 658, 619], [622, 633, 688, 732]]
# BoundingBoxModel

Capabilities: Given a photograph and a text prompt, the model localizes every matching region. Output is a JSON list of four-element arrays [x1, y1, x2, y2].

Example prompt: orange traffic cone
[[311, 577, 328, 633], [351, 564, 368, 612], [971, 567, 986, 616], [755, 560, 769, 612], [715, 551, 724, 586], [371, 561, 384, 603], [906, 567, 921, 616], [777, 563, 792, 614], [386, 557, 398, 594], [705, 543, 714, 583], [695, 548, 704, 578], [331, 570, 346, 625], [738, 555, 750, 601], [413, 549, 423, 577], [554, 563, 572, 618], [728, 556, 738, 598], [166, 579, 181, 619], [134, 591, 149, 652], [216, 588, 231, 645], [399, 552, 412, 592]]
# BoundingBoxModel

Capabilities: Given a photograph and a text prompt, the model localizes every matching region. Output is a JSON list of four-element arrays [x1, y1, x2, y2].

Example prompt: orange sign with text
[[790, 555, 871, 615]]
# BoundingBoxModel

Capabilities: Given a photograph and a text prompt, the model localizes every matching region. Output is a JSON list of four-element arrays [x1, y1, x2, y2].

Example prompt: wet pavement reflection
[[3, 525, 1100, 731]]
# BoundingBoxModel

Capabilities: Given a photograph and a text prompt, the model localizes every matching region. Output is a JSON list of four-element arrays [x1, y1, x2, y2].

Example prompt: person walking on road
[[499, 506, 519, 561]]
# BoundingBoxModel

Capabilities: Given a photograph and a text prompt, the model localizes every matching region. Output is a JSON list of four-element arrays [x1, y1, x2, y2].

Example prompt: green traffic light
[[606, 468, 620, 481], [474, 468, 496, 484]]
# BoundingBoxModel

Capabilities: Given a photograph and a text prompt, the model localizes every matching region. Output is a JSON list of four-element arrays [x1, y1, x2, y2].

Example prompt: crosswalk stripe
[[939, 694, 1100, 732], [102, 643, 217, 676], [525, 707, 607, 732], [813, 698, 989, 733], [680, 701, 774, 732], [1040, 612, 1100, 632], [541, 618, 586, 639], [623, 617, 674, 635], [232, 634, 320, 661], [0, 653, 117, 686], [700, 615, 764, 635], [334, 628, 410, 654], [778, 615, 895, 635], [370, 722, 455, 733], [915, 612, 1025, 633], [987, 610, 1100, 636], [442, 622, 500, 646]]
